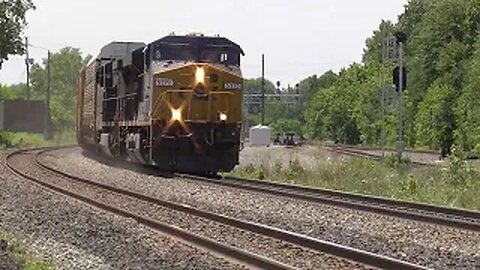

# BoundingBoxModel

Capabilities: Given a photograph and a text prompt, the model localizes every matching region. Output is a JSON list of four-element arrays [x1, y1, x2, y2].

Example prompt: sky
[[0, 0, 408, 87]]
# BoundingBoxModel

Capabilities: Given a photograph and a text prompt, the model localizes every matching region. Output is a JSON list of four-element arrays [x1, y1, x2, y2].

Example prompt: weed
[[229, 154, 480, 210], [0, 232, 55, 270]]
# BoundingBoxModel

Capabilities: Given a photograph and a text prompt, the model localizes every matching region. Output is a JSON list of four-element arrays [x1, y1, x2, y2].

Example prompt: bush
[[0, 131, 53, 149], [402, 174, 417, 196], [272, 160, 283, 177], [384, 153, 411, 171], [444, 145, 474, 186], [286, 157, 304, 180]]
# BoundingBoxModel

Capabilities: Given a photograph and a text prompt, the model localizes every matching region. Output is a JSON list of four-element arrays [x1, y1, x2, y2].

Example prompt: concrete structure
[[249, 125, 271, 146], [0, 100, 48, 133]]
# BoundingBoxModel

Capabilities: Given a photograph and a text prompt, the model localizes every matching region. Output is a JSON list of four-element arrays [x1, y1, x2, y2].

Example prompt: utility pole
[[261, 54, 265, 126], [25, 37, 30, 100], [44, 50, 51, 139]]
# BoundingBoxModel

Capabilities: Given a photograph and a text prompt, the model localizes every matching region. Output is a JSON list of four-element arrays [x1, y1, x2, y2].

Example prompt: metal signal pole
[[397, 40, 405, 157], [25, 37, 30, 100], [381, 36, 387, 158], [261, 54, 265, 126]]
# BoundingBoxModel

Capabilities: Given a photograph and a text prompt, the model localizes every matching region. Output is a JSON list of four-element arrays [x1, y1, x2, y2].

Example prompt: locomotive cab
[[80, 34, 245, 173]]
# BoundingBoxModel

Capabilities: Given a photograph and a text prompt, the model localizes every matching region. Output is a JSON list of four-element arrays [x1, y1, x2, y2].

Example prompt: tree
[[0, 83, 23, 99], [297, 71, 338, 107], [416, 81, 456, 150], [455, 36, 480, 153], [29, 47, 90, 133], [271, 119, 303, 137], [0, 0, 35, 68]]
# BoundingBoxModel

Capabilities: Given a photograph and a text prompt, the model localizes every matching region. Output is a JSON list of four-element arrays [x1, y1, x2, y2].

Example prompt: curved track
[[178, 174, 480, 232], [5, 147, 428, 270]]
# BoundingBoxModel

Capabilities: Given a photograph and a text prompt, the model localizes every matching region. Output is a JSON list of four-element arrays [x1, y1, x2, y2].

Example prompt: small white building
[[249, 125, 271, 146]]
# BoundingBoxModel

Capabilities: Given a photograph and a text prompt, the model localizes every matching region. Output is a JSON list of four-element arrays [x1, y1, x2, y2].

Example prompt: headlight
[[219, 113, 227, 121], [171, 108, 182, 121], [195, 67, 205, 84]]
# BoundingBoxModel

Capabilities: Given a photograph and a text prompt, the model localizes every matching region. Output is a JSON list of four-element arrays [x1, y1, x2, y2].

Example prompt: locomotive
[[77, 34, 244, 173]]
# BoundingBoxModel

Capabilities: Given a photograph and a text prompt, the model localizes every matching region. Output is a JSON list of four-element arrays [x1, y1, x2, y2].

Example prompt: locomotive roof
[[150, 35, 245, 55]]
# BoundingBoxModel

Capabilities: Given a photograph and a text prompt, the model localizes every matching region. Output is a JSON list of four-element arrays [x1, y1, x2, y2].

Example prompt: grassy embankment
[[0, 233, 54, 270], [0, 130, 76, 150], [228, 147, 480, 211]]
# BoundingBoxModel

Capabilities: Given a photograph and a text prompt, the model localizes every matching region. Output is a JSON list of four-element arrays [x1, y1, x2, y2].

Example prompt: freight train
[[76, 34, 244, 173]]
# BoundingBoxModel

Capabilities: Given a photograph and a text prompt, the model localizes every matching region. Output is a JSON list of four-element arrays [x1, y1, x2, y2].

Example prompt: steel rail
[[6, 149, 295, 270], [29, 148, 429, 269], [325, 145, 437, 167], [177, 174, 480, 232]]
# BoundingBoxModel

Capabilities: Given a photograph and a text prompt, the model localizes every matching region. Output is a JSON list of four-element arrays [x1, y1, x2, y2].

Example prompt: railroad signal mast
[[380, 34, 397, 158], [380, 32, 407, 158], [393, 31, 407, 158]]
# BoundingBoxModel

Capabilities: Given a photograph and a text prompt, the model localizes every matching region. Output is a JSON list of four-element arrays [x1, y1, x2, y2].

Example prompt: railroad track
[[5, 147, 428, 270], [324, 144, 440, 167], [179, 174, 480, 232]]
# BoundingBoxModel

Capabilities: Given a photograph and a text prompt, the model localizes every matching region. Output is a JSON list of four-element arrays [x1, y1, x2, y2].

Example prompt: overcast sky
[[0, 0, 408, 87]]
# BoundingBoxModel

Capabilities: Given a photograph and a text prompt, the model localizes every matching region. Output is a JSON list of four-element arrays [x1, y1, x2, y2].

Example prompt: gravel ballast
[[41, 147, 480, 269], [11, 151, 369, 270], [1, 152, 243, 270]]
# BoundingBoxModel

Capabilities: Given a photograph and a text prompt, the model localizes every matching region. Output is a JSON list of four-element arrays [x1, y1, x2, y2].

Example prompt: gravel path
[[0, 152, 243, 270], [42, 147, 480, 270]]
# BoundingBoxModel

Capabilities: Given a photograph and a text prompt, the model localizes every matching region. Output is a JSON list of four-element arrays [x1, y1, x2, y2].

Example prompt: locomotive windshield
[[154, 45, 240, 66], [151, 36, 243, 66]]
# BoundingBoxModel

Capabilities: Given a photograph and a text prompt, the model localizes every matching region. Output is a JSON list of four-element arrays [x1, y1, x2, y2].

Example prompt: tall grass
[[230, 151, 480, 210], [0, 130, 76, 149]]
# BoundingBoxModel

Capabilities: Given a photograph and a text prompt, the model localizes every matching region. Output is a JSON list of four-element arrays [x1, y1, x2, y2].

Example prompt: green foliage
[[415, 81, 456, 149], [300, 0, 480, 154], [384, 153, 411, 171], [271, 119, 303, 136], [238, 163, 266, 180], [0, 0, 35, 68], [0, 232, 55, 270], [230, 155, 480, 210], [29, 47, 90, 134], [286, 157, 304, 180], [243, 71, 338, 135], [444, 145, 470, 185], [0, 130, 48, 149], [0, 84, 24, 99], [297, 71, 338, 107], [402, 174, 417, 196]]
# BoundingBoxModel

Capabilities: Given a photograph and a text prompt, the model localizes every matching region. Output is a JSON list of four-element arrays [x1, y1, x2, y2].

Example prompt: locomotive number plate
[[224, 82, 242, 90], [155, 78, 174, 87]]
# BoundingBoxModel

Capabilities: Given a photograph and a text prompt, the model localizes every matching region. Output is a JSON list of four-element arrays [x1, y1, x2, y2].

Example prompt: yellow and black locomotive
[[77, 34, 244, 173]]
